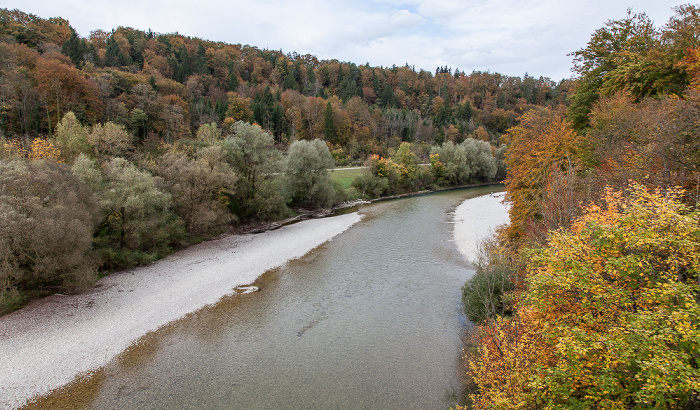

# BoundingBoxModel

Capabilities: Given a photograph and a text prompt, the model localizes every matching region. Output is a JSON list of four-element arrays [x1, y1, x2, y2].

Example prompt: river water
[[31, 187, 506, 409]]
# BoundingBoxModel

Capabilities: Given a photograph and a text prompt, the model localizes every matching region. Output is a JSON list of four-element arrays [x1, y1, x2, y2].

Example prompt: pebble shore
[[0, 212, 362, 409]]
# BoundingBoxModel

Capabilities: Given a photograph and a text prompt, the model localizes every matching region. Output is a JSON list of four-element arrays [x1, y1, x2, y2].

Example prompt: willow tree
[[0, 159, 100, 312], [284, 139, 335, 208]]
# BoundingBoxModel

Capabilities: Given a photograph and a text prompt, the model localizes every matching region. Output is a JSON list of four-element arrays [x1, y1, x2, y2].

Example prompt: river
[[24, 187, 508, 409]]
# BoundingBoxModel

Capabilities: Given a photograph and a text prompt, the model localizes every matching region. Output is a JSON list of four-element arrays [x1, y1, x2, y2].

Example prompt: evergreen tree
[[61, 28, 84, 67]]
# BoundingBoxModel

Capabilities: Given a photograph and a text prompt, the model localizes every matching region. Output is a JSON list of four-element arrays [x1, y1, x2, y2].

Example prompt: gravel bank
[[453, 191, 510, 262], [0, 212, 362, 409]]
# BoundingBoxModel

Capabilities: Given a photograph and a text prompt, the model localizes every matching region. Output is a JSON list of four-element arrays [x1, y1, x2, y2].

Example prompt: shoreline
[[229, 182, 503, 236], [0, 187, 507, 409], [452, 191, 510, 263], [0, 212, 362, 410]]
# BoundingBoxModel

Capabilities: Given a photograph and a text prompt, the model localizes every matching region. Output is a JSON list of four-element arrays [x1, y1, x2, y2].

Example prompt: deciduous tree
[[0, 159, 99, 312], [157, 145, 236, 235], [284, 139, 335, 208], [73, 156, 182, 268], [221, 121, 286, 220]]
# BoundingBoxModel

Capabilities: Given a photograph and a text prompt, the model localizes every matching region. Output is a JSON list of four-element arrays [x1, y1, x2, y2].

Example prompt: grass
[[329, 167, 367, 189]]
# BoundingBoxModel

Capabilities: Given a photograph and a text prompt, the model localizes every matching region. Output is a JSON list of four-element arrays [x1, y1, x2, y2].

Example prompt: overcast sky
[[1, 0, 685, 80]]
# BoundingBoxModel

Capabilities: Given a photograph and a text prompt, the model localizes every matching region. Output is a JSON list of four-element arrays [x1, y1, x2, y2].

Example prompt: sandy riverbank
[[452, 191, 510, 262], [0, 212, 362, 410]]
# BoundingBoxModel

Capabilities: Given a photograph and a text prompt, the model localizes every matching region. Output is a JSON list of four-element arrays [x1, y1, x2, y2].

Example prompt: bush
[[351, 173, 390, 199], [462, 233, 516, 323]]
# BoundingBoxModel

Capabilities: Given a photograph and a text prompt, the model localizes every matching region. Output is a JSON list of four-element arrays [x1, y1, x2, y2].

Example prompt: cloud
[[3, 0, 683, 80]]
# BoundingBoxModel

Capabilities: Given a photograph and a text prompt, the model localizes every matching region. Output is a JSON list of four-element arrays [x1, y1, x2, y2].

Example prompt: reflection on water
[[30, 187, 504, 410]]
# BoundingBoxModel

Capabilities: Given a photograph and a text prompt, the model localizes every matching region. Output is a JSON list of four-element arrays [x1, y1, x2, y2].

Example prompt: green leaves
[[526, 185, 700, 408], [284, 139, 335, 208]]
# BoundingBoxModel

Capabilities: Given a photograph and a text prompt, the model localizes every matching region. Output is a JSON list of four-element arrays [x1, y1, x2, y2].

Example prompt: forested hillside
[[0, 7, 518, 312], [0, 8, 568, 155], [461, 5, 700, 409]]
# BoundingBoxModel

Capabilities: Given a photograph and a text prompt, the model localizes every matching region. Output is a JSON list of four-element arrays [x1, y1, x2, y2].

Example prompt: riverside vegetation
[[459, 5, 700, 409], [0, 116, 503, 313]]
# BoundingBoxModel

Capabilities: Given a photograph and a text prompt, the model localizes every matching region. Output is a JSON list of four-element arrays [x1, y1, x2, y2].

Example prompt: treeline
[[460, 5, 700, 409], [0, 113, 503, 314], [0, 118, 342, 310], [0, 7, 569, 160]]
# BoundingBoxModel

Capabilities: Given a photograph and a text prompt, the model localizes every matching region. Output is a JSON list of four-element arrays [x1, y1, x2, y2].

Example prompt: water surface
[[36, 187, 505, 409]]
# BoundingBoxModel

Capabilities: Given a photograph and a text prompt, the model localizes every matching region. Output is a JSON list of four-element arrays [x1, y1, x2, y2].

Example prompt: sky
[[0, 0, 686, 81]]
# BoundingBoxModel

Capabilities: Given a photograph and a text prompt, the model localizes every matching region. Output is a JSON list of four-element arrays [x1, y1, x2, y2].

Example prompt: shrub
[[462, 233, 516, 323]]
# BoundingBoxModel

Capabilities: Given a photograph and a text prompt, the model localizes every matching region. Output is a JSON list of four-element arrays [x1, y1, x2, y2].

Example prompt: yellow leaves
[[28, 138, 61, 161], [0, 138, 25, 159], [1, 138, 62, 162], [500, 184, 700, 407]]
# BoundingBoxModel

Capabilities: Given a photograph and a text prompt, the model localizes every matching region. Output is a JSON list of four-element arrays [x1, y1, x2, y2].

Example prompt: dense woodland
[[0, 8, 569, 153], [2, 4, 700, 408]]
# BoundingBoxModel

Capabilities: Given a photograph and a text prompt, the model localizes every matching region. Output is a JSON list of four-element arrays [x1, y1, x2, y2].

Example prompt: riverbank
[[452, 191, 510, 262], [0, 212, 362, 410]]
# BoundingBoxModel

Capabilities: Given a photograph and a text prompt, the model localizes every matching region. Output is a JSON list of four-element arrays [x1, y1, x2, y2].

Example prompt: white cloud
[[2, 0, 683, 80]]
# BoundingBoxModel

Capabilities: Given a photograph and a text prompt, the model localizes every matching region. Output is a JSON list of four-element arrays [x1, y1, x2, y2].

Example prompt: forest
[[1, 4, 700, 408], [0, 7, 511, 312]]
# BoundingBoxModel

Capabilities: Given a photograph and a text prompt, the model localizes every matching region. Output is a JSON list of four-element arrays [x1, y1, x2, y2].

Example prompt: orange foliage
[[34, 58, 104, 127], [28, 138, 61, 161], [466, 308, 555, 410], [679, 46, 700, 92], [469, 185, 700, 409], [503, 108, 586, 240]]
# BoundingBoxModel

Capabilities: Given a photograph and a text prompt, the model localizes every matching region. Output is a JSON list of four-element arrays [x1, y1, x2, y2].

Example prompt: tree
[[53, 111, 91, 163], [392, 141, 419, 182], [157, 145, 236, 235], [503, 108, 587, 240], [195, 122, 222, 145], [34, 58, 104, 130], [462, 138, 498, 182], [465, 185, 700, 410], [525, 185, 700, 408], [284, 139, 336, 208], [87, 121, 133, 159], [568, 10, 658, 130], [323, 101, 336, 142], [430, 139, 497, 186], [0, 159, 99, 312], [221, 121, 286, 220], [567, 6, 700, 130], [73, 156, 182, 268]]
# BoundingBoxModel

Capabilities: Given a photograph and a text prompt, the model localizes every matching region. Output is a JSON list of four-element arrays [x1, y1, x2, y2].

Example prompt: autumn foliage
[[461, 6, 700, 408], [503, 108, 587, 241], [465, 186, 700, 409]]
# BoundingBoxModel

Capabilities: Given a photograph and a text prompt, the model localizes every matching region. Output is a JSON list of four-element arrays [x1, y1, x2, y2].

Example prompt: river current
[[30, 187, 507, 409]]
